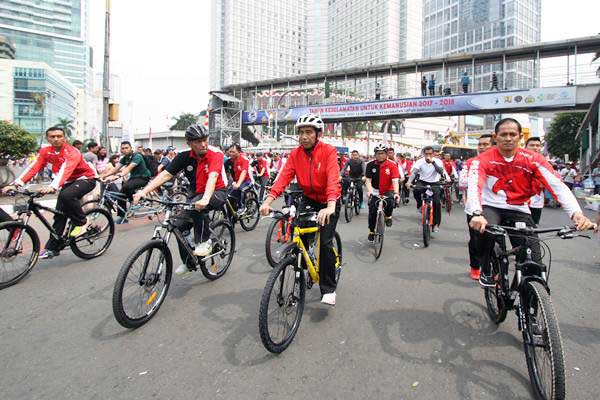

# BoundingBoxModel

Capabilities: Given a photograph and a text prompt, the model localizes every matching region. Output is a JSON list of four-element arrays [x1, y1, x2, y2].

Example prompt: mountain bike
[[211, 188, 260, 231], [442, 181, 453, 215], [264, 189, 303, 268], [343, 178, 362, 223], [414, 182, 450, 247], [112, 197, 235, 329], [370, 195, 389, 260], [259, 210, 342, 353], [483, 224, 593, 400], [0, 187, 114, 289]]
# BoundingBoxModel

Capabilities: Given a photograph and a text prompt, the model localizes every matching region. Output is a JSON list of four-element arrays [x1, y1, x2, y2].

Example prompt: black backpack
[[143, 155, 159, 176]]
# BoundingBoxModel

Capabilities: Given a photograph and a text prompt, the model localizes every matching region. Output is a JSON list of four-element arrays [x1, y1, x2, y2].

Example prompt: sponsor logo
[[186, 165, 193, 172]]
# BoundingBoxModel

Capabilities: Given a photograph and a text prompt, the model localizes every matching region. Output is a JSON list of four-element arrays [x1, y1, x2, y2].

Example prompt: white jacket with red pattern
[[466, 147, 581, 217], [16, 144, 96, 190]]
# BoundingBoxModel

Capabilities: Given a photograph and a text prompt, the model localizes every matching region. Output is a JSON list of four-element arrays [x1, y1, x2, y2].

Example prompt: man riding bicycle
[[341, 150, 366, 209], [407, 146, 451, 232], [365, 144, 401, 242], [100, 141, 151, 224], [259, 113, 342, 306], [467, 118, 596, 287], [2, 127, 96, 259], [132, 124, 227, 275], [227, 144, 253, 215]]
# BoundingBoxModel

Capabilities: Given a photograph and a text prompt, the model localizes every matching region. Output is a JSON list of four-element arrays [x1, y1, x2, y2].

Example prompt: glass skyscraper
[[0, 0, 91, 91]]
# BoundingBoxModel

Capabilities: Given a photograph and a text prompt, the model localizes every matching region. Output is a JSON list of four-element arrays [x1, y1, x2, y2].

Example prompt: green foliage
[[55, 118, 75, 138], [0, 121, 38, 159], [545, 112, 585, 162], [170, 113, 200, 131]]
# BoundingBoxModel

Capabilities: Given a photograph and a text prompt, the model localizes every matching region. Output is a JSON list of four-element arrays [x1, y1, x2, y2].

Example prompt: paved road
[[1, 200, 599, 400]]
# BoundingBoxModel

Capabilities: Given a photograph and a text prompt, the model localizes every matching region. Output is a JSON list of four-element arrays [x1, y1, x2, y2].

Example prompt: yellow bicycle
[[258, 209, 342, 353]]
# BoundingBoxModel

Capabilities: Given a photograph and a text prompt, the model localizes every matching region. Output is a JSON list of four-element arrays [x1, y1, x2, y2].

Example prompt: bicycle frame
[[16, 196, 71, 244], [292, 225, 321, 284]]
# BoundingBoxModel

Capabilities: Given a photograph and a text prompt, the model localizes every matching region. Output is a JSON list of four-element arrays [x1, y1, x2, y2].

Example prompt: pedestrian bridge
[[242, 84, 600, 125]]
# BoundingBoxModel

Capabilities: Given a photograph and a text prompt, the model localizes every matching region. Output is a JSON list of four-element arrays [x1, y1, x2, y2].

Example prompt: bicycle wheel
[[259, 254, 306, 353], [199, 220, 235, 280], [522, 280, 566, 400], [239, 197, 260, 231], [70, 207, 115, 259], [112, 239, 173, 329], [333, 231, 343, 283], [265, 217, 293, 268], [0, 222, 40, 290], [354, 191, 361, 215], [374, 210, 385, 260], [445, 188, 452, 215], [484, 248, 508, 324], [422, 205, 431, 247], [344, 192, 354, 223]]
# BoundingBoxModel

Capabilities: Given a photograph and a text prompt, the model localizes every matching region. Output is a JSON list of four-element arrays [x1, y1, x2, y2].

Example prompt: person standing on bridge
[[428, 74, 436, 96], [461, 72, 470, 93], [421, 76, 427, 96], [490, 72, 500, 91]]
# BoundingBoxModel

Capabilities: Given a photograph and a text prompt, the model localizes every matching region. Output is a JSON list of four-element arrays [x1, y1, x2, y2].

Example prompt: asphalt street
[[1, 199, 599, 400]]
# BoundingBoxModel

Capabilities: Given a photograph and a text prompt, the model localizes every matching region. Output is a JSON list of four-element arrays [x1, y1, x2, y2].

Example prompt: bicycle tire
[[484, 249, 508, 324], [354, 191, 361, 215], [70, 207, 115, 259], [522, 280, 566, 400], [239, 197, 260, 231], [445, 188, 452, 214], [265, 217, 293, 268], [112, 239, 173, 329], [0, 222, 40, 290], [259, 254, 306, 353], [344, 192, 354, 223], [374, 210, 385, 259], [199, 220, 235, 280], [333, 231, 343, 283], [422, 205, 431, 247]]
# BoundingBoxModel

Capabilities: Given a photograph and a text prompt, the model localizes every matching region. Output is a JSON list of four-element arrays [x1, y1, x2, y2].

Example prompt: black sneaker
[[367, 232, 375, 242], [39, 249, 59, 259], [385, 217, 392, 227], [479, 273, 495, 288]]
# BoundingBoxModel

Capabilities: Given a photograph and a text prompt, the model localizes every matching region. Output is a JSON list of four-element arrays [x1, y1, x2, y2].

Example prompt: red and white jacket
[[269, 141, 342, 204], [16, 144, 96, 190], [466, 147, 581, 217]]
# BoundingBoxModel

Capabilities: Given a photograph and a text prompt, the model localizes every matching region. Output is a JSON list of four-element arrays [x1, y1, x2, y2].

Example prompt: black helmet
[[185, 124, 208, 140]]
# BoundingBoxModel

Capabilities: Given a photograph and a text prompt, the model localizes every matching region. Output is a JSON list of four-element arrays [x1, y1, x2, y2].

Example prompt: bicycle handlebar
[[5, 187, 45, 198], [140, 196, 195, 210], [485, 224, 594, 237]]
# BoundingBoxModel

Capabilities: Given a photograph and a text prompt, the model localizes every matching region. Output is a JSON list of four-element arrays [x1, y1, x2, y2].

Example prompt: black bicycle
[[112, 197, 235, 329], [343, 177, 362, 223], [413, 182, 450, 247], [483, 224, 593, 400], [211, 188, 260, 231], [0, 187, 114, 289], [370, 195, 389, 260]]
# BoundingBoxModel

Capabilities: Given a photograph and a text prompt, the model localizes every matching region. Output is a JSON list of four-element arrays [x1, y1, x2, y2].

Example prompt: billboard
[[242, 86, 577, 125]]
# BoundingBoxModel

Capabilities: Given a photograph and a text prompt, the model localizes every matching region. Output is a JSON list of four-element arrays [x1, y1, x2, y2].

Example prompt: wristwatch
[[472, 211, 483, 217]]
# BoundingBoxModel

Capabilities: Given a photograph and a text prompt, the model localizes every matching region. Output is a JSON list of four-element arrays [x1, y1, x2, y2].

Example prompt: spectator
[[490, 72, 499, 91], [72, 140, 83, 152], [560, 163, 577, 190], [144, 148, 153, 157], [96, 147, 109, 174], [428, 74, 436, 96], [420, 76, 427, 96], [158, 146, 176, 173], [153, 149, 163, 164], [592, 162, 600, 194], [83, 142, 99, 171], [461, 72, 470, 93]]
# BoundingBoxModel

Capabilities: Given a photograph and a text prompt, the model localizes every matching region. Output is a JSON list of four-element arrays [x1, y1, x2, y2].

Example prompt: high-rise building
[[422, 0, 541, 92], [0, 59, 77, 137], [326, 0, 423, 98], [210, 0, 308, 91], [0, 0, 92, 92], [0, 34, 15, 59], [306, 0, 328, 74]]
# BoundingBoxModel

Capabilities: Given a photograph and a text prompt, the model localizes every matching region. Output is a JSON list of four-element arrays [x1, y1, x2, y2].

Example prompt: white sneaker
[[175, 264, 190, 275], [321, 292, 336, 306], [193, 239, 213, 257]]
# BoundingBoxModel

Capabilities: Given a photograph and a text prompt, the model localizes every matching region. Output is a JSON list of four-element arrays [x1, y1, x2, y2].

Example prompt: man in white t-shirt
[[560, 163, 577, 190]]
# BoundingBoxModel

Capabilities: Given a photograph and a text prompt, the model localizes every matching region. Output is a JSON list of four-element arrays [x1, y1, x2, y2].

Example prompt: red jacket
[[269, 141, 342, 203], [16, 144, 96, 189]]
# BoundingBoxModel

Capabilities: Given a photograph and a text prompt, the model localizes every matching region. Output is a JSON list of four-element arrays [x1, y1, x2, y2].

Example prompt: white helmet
[[295, 113, 324, 132], [374, 143, 388, 154]]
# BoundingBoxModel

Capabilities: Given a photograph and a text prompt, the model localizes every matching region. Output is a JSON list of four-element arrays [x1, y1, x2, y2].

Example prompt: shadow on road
[[367, 298, 531, 400], [390, 270, 474, 289]]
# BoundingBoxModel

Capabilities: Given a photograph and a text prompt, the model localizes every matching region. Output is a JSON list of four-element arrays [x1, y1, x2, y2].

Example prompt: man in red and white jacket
[[2, 127, 96, 258], [260, 113, 342, 306], [467, 118, 595, 287]]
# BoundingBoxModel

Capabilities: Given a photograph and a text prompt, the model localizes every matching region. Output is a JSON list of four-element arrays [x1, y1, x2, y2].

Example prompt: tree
[[170, 113, 199, 131], [0, 121, 38, 159], [545, 112, 585, 162], [55, 118, 75, 138]]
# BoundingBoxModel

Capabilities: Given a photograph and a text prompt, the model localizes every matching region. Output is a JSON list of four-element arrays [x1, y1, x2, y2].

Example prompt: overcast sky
[[89, 1, 600, 133]]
